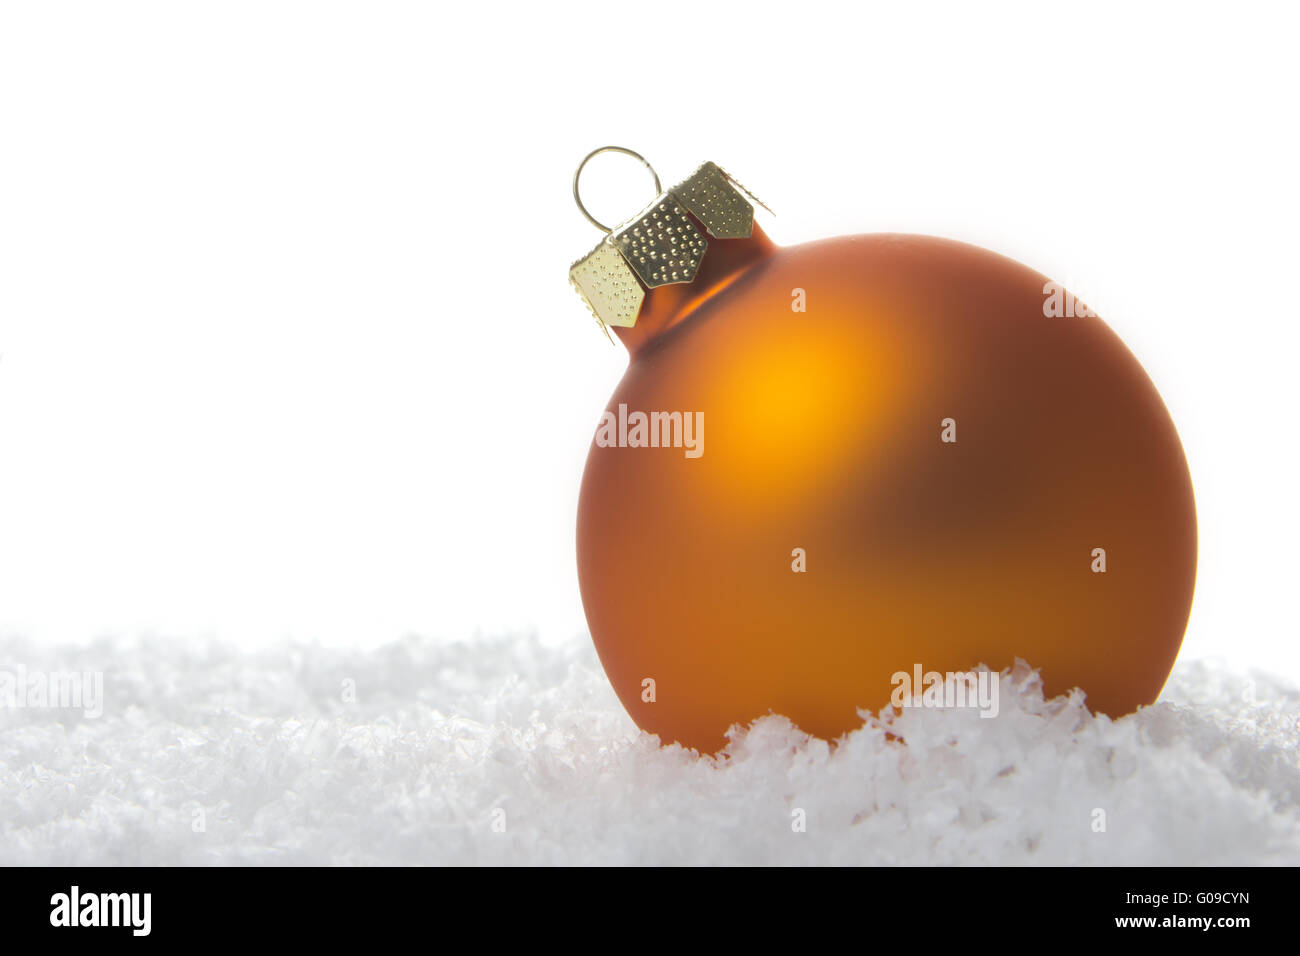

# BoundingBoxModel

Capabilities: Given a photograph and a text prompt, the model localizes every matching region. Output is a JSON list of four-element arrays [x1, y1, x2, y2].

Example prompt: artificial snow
[[0, 634, 1297, 865]]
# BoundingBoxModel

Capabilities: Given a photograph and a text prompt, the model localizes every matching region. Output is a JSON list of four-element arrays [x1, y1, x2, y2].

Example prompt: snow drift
[[1, 634, 1296, 865]]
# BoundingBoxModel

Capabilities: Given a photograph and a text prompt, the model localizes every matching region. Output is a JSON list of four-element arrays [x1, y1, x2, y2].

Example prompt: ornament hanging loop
[[572, 146, 662, 234]]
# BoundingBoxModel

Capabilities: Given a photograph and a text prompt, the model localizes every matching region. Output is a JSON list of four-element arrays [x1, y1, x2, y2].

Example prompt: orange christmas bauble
[[572, 164, 1196, 754]]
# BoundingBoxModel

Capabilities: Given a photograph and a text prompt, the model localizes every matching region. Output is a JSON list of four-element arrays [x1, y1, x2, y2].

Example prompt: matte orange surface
[[577, 224, 1197, 753]]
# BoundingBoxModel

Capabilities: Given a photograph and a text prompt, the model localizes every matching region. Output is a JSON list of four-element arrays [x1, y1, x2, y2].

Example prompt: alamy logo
[[50, 886, 151, 936], [595, 403, 704, 459], [890, 664, 999, 718], [1042, 279, 1098, 318], [0, 666, 103, 718]]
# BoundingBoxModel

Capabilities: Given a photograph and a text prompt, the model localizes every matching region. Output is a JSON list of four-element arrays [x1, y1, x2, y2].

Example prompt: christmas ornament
[[569, 147, 1196, 753]]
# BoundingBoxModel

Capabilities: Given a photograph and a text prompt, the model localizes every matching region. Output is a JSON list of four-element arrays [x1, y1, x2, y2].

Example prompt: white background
[[1, 2, 1297, 681]]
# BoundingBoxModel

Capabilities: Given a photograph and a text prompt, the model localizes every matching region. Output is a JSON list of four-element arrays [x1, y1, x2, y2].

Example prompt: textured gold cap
[[569, 161, 758, 334]]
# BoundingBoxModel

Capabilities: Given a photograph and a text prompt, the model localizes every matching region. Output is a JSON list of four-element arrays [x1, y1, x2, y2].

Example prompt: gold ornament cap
[[569, 149, 763, 334]]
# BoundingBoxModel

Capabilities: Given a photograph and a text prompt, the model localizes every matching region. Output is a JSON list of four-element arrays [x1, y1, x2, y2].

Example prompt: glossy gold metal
[[571, 146, 662, 234], [611, 196, 708, 288], [673, 162, 754, 239], [569, 241, 643, 332], [568, 152, 759, 330]]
